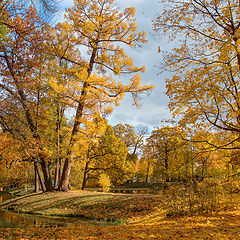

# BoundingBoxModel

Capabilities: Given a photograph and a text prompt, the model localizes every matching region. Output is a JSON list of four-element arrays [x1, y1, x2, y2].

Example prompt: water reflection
[[0, 191, 70, 228], [0, 208, 116, 228], [111, 189, 161, 195], [0, 209, 70, 228], [0, 191, 12, 202]]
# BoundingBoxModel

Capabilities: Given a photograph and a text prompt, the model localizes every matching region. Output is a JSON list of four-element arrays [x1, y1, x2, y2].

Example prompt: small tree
[[98, 173, 111, 192]]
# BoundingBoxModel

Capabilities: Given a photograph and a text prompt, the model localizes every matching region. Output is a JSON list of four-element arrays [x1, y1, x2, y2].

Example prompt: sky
[[58, 0, 171, 130]]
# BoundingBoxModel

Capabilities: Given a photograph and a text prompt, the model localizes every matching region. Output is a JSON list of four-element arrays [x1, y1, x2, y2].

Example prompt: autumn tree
[[145, 126, 188, 182], [0, 5, 57, 191], [0, 1, 8, 40], [0, 133, 34, 188], [0, 0, 152, 192], [69, 117, 130, 190], [53, 0, 153, 191], [114, 124, 148, 155], [153, 0, 240, 149], [138, 144, 155, 183], [72, 116, 108, 190], [189, 129, 240, 181], [6, 0, 58, 19], [80, 124, 129, 190], [113, 123, 148, 177], [44, 22, 79, 190]]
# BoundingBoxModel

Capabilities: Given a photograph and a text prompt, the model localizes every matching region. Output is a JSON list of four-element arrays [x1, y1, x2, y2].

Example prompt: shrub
[[164, 179, 225, 216], [98, 173, 111, 192]]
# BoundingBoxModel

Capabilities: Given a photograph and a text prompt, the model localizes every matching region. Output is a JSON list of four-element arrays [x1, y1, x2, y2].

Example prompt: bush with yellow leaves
[[98, 173, 111, 192]]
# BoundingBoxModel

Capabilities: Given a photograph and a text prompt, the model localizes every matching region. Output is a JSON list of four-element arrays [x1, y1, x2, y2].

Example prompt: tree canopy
[[0, 0, 153, 191], [153, 0, 240, 148]]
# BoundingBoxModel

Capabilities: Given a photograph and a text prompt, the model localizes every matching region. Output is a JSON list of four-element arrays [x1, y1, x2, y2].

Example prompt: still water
[[0, 191, 69, 228], [0, 191, 12, 202], [111, 188, 161, 195], [0, 208, 71, 228]]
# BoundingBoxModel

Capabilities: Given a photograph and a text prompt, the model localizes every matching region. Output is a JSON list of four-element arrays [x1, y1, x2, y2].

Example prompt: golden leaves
[[154, 0, 240, 134]]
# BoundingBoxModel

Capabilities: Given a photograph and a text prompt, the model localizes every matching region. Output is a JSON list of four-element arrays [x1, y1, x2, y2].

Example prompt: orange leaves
[[0, 0, 153, 191], [71, 195, 162, 222]]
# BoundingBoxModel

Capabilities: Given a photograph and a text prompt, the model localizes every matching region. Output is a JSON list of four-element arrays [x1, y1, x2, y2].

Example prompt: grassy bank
[[0, 191, 163, 223], [1, 190, 240, 239]]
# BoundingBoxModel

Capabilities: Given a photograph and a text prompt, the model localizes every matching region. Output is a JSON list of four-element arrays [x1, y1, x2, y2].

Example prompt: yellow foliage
[[98, 173, 111, 192]]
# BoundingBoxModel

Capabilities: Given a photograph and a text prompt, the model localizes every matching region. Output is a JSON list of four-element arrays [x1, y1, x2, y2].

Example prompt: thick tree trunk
[[59, 48, 97, 191], [40, 158, 52, 191], [54, 158, 63, 189], [81, 172, 87, 190], [59, 153, 73, 191], [54, 159, 60, 190], [59, 158, 62, 182], [59, 83, 89, 191], [35, 162, 46, 192]]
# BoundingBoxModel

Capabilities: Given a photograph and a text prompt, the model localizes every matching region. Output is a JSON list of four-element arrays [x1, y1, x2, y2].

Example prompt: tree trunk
[[59, 153, 73, 191], [191, 154, 194, 179], [59, 48, 97, 191], [54, 103, 63, 190], [54, 159, 60, 190], [35, 162, 46, 192], [40, 158, 52, 191], [34, 163, 39, 192], [81, 162, 89, 190], [164, 147, 169, 182], [59, 82, 89, 191], [145, 162, 150, 183], [59, 158, 62, 183]]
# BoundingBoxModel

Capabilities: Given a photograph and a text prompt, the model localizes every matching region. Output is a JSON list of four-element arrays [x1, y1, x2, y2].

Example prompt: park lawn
[[0, 191, 240, 239], [0, 191, 164, 222]]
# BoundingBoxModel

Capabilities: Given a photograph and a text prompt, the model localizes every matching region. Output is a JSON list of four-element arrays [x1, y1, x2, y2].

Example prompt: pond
[[0, 207, 104, 228], [0, 192, 72, 228], [0, 191, 12, 202], [111, 188, 161, 195], [0, 209, 71, 228]]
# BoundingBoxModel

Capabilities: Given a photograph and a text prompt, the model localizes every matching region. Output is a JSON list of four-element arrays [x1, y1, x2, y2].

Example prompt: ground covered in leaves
[[0, 191, 240, 239], [1, 213, 240, 239]]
